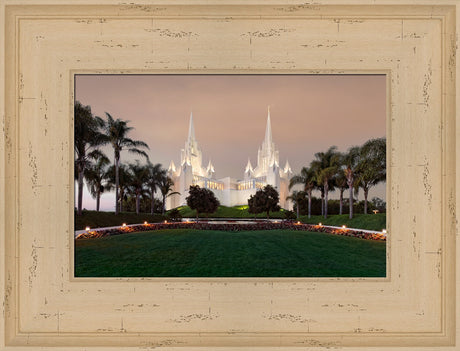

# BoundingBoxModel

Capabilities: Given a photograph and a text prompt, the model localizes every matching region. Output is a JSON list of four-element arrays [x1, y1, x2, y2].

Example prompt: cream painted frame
[[0, 1, 458, 350]]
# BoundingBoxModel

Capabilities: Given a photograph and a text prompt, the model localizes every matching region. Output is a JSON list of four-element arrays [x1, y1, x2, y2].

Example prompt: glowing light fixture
[[144, 221, 148, 225], [85, 226, 90, 231], [122, 223, 127, 227], [296, 221, 301, 225], [164, 220, 167, 224], [342, 225, 347, 229], [382, 229, 387, 234], [318, 222, 322, 226]]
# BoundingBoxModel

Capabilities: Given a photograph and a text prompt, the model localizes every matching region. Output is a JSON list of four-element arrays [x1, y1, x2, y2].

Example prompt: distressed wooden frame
[[0, 1, 458, 349]]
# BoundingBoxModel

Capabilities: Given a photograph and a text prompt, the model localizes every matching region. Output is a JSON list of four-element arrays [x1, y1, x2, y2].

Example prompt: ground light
[[122, 223, 127, 227], [318, 222, 322, 226], [382, 229, 387, 234], [144, 221, 148, 225], [342, 225, 347, 229], [85, 226, 90, 231], [164, 220, 168, 224]]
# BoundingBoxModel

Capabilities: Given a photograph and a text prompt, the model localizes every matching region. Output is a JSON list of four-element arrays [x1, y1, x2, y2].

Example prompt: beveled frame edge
[[0, 1, 458, 349]]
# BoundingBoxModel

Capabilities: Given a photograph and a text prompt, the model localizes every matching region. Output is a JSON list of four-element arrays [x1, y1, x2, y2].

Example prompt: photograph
[[74, 74, 387, 277]]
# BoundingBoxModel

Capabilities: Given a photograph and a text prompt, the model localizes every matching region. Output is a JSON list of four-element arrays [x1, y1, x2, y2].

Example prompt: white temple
[[166, 108, 293, 210]]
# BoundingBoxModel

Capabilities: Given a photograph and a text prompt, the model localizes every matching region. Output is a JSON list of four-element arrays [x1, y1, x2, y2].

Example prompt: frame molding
[[0, 1, 458, 349]]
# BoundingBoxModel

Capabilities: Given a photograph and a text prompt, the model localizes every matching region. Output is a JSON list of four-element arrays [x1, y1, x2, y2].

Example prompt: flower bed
[[76, 221, 386, 241]]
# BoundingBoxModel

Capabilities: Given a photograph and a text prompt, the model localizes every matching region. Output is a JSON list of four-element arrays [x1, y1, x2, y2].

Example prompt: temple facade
[[166, 108, 293, 210]]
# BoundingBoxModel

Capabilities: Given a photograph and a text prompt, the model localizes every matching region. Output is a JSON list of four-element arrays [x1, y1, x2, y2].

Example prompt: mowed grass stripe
[[75, 229, 386, 277]]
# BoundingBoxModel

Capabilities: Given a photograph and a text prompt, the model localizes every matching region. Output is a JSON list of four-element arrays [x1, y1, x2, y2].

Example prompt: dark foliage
[[248, 184, 280, 219], [186, 185, 220, 218], [167, 208, 183, 222]]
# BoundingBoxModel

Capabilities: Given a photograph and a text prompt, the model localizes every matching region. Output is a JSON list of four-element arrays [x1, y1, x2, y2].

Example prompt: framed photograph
[[1, 1, 458, 349], [73, 73, 388, 278]]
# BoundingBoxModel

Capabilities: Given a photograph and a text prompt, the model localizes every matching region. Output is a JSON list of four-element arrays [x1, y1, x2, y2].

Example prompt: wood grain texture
[[0, 1, 458, 349]]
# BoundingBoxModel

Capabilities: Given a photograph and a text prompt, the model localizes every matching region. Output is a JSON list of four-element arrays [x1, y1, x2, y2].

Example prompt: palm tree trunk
[[96, 189, 100, 212], [136, 193, 140, 215], [119, 187, 123, 213], [77, 168, 84, 216], [296, 201, 299, 219], [150, 189, 155, 215], [339, 189, 343, 215], [348, 183, 353, 219], [324, 181, 329, 219], [307, 189, 312, 219], [321, 194, 324, 216], [364, 187, 369, 214], [162, 196, 166, 215], [115, 155, 120, 215]]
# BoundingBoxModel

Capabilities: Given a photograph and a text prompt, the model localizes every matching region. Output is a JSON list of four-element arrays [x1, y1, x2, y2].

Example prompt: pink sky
[[75, 75, 386, 211]]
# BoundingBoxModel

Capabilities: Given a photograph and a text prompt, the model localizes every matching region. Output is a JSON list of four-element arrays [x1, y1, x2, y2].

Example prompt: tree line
[[288, 139, 386, 219], [74, 101, 177, 216]]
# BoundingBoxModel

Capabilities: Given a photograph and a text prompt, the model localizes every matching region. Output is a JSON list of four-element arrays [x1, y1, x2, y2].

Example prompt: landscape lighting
[[342, 225, 347, 229], [122, 223, 127, 227], [85, 226, 90, 231], [144, 221, 148, 225], [382, 229, 387, 234], [318, 222, 322, 226]]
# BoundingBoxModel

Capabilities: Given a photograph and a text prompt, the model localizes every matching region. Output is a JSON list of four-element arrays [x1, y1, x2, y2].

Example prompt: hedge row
[[76, 221, 386, 241]]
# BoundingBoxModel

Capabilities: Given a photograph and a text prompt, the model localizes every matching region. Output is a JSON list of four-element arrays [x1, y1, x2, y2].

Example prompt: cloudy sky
[[75, 74, 386, 211]]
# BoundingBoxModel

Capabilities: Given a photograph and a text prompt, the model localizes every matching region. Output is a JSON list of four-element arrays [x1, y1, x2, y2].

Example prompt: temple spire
[[264, 106, 273, 145], [207, 160, 215, 174], [284, 159, 292, 174], [188, 111, 195, 142], [168, 160, 177, 173], [245, 158, 254, 173]]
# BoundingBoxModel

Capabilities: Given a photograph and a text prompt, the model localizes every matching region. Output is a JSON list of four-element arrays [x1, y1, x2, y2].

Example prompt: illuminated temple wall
[[165, 110, 293, 211]]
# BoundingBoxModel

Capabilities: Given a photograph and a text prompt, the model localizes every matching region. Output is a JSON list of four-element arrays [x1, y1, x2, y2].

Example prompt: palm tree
[[104, 112, 149, 215], [289, 166, 316, 218], [355, 138, 386, 214], [84, 152, 111, 212], [310, 146, 340, 219], [343, 146, 361, 219], [146, 162, 166, 215], [107, 163, 132, 213], [127, 161, 150, 215], [334, 168, 348, 215], [286, 190, 306, 219], [74, 101, 107, 216], [158, 175, 180, 215]]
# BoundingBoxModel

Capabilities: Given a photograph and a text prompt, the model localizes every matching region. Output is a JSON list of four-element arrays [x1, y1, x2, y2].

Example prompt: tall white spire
[[284, 159, 292, 174], [245, 158, 254, 173], [168, 160, 177, 173], [188, 111, 195, 142], [206, 160, 215, 174], [264, 106, 273, 145]]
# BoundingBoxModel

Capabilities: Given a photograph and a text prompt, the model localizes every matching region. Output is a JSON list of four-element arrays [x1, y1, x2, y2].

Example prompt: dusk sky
[[75, 74, 386, 211]]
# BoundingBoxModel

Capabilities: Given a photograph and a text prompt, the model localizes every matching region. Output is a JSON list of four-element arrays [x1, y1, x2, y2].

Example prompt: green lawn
[[75, 229, 386, 277], [299, 213, 386, 231], [176, 205, 286, 219]]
